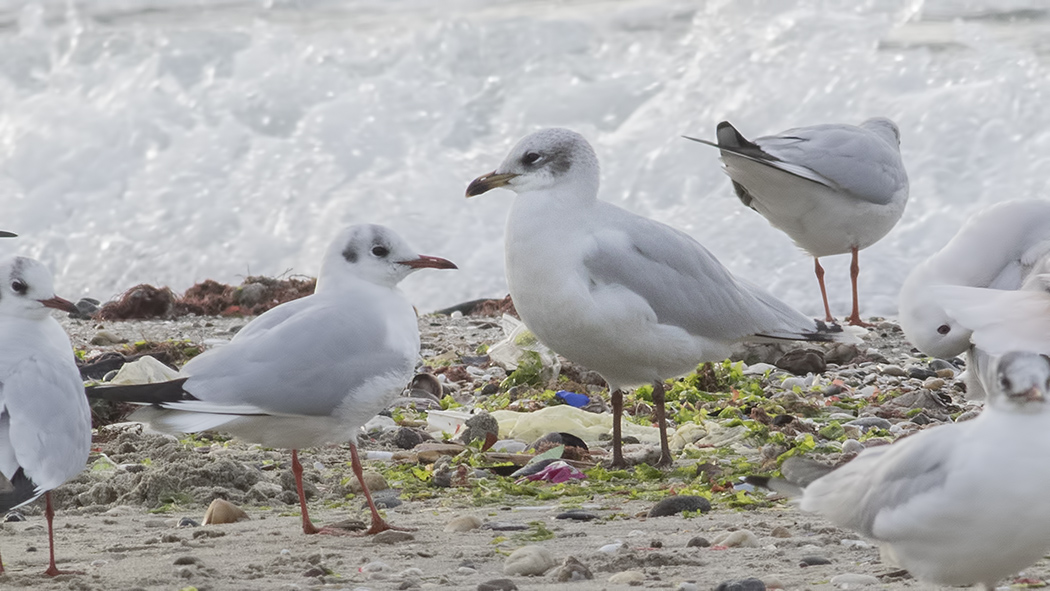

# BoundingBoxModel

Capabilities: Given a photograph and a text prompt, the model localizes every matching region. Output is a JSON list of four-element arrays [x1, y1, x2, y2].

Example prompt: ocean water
[[0, 0, 1047, 317]]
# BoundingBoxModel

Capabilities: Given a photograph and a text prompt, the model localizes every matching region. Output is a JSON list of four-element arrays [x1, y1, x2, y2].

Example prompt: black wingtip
[[86, 377, 195, 404], [0, 468, 40, 512], [0, 231, 16, 238]]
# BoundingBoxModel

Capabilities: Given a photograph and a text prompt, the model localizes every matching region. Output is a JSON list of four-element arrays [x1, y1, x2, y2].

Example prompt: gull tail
[[0, 468, 42, 512], [86, 378, 195, 404], [747, 456, 836, 498]]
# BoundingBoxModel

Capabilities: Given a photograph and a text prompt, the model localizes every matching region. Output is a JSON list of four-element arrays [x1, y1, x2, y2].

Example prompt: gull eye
[[522, 152, 542, 166], [371, 245, 390, 258], [11, 279, 27, 295], [1000, 376, 1011, 391], [936, 324, 950, 335]]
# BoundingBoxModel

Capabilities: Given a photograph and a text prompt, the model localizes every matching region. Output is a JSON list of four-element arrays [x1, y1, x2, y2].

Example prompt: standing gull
[[0, 256, 88, 576], [89, 225, 456, 535], [749, 351, 1050, 590], [899, 199, 1050, 398], [685, 118, 909, 326], [466, 128, 852, 467]]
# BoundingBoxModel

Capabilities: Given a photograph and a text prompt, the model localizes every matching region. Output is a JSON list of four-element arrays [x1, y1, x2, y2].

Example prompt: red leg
[[349, 442, 412, 535], [1, 543, 5, 575], [291, 450, 321, 535], [814, 257, 834, 322], [610, 389, 626, 468], [43, 492, 80, 576], [652, 381, 672, 467], [847, 247, 872, 327]]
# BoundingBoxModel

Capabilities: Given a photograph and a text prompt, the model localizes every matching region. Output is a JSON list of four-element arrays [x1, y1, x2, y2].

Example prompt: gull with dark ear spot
[[685, 118, 908, 327], [749, 351, 1050, 591], [0, 256, 88, 576], [88, 224, 456, 536], [466, 128, 856, 468], [899, 199, 1050, 399]]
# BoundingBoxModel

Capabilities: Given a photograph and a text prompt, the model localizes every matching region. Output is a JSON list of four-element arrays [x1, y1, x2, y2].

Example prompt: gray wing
[[0, 349, 91, 502], [752, 123, 906, 206], [798, 428, 957, 538], [582, 204, 826, 342], [180, 297, 415, 417]]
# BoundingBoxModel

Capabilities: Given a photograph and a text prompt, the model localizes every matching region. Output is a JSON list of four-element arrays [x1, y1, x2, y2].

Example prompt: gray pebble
[[799, 555, 832, 566], [714, 577, 766, 591], [555, 510, 599, 521], [907, 366, 936, 380], [928, 358, 956, 372], [483, 522, 530, 531], [477, 579, 518, 591], [686, 536, 710, 548], [391, 427, 425, 450], [551, 555, 593, 582], [841, 439, 865, 455], [845, 417, 892, 432], [648, 495, 711, 517], [879, 365, 907, 377], [372, 530, 415, 544]]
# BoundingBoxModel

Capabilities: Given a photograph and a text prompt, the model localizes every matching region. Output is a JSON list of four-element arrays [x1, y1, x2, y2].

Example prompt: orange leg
[[349, 442, 413, 535], [43, 492, 80, 576], [814, 257, 834, 322], [847, 247, 873, 327], [610, 389, 626, 468], [652, 381, 672, 467], [291, 449, 322, 535]]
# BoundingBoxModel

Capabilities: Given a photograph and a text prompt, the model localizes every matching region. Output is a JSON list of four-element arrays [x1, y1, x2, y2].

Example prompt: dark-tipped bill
[[0, 230, 16, 238], [1014, 386, 1046, 404], [398, 255, 458, 270], [465, 172, 518, 197], [39, 296, 78, 313]]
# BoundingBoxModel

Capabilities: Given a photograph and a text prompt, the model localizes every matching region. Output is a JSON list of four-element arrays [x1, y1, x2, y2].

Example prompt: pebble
[[676, 583, 699, 591], [714, 577, 765, 591], [956, 409, 981, 422], [647, 495, 711, 517], [392, 427, 425, 450], [711, 530, 760, 548], [775, 348, 826, 376], [822, 384, 844, 397], [90, 330, 127, 345], [685, 536, 710, 548], [922, 377, 946, 390], [608, 570, 645, 584], [769, 526, 791, 538], [598, 541, 624, 553], [555, 510, 598, 521], [458, 412, 500, 444], [551, 556, 593, 581], [360, 561, 389, 573], [349, 471, 389, 493], [928, 358, 956, 372], [483, 522, 529, 531], [829, 573, 880, 586], [445, 515, 484, 532], [799, 555, 831, 566], [370, 491, 403, 509], [841, 439, 865, 454], [372, 530, 415, 544], [907, 366, 936, 380], [878, 364, 906, 377], [202, 499, 249, 525], [503, 545, 556, 576], [845, 417, 891, 432], [477, 579, 518, 591]]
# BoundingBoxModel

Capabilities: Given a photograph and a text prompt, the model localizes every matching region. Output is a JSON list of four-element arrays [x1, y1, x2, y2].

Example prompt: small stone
[[349, 471, 389, 493], [608, 570, 645, 584], [445, 515, 484, 532], [879, 365, 907, 377], [822, 384, 844, 397], [72, 298, 100, 319], [935, 368, 955, 379], [176, 517, 200, 528], [685, 536, 710, 548], [799, 555, 832, 566], [503, 545, 556, 576], [477, 579, 518, 591], [841, 439, 865, 454], [711, 530, 760, 548], [458, 412, 500, 445], [829, 573, 880, 586], [372, 530, 415, 544], [483, 521, 530, 531], [714, 578, 766, 591], [370, 492, 402, 509], [775, 349, 826, 375], [202, 499, 249, 525], [929, 358, 956, 372], [302, 566, 327, 577], [648, 495, 711, 517], [392, 427, 425, 450], [676, 583, 699, 591], [956, 409, 981, 422], [845, 417, 892, 432], [555, 510, 598, 521], [910, 413, 932, 425], [173, 555, 202, 566], [551, 555, 593, 582], [923, 377, 946, 390], [907, 366, 936, 380], [769, 526, 791, 538], [90, 330, 126, 345]]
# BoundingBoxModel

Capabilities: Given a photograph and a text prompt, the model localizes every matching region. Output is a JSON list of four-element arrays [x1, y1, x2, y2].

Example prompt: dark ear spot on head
[[548, 147, 572, 176], [936, 324, 950, 335], [342, 245, 358, 263]]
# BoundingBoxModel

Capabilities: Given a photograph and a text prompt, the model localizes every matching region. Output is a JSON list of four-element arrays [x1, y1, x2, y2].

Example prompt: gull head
[[989, 351, 1050, 411], [0, 256, 77, 320], [319, 224, 456, 291], [899, 277, 971, 359], [466, 128, 600, 198], [860, 117, 902, 148]]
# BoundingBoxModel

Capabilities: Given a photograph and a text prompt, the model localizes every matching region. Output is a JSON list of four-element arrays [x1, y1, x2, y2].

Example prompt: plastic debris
[[555, 390, 590, 407], [517, 460, 587, 484]]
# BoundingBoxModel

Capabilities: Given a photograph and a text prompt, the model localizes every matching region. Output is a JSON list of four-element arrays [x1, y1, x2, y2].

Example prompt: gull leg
[[814, 258, 834, 322], [610, 389, 626, 468], [349, 442, 414, 535], [652, 380, 672, 467], [847, 247, 873, 327], [43, 492, 79, 576], [1, 545, 4, 575], [292, 449, 322, 535]]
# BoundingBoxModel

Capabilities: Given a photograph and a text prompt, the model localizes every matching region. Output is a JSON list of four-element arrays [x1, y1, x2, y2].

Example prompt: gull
[[88, 224, 456, 535], [465, 128, 853, 468], [749, 351, 1050, 590], [0, 256, 88, 576], [899, 199, 1050, 398], [685, 117, 909, 326]]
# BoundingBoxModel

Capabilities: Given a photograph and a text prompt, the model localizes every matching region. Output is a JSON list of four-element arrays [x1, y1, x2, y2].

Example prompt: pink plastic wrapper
[[518, 460, 587, 484]]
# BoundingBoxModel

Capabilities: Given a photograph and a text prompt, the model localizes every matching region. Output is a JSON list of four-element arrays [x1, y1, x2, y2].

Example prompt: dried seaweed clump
[[436, 295, 519, 318], [95, 276, 317, 320]]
